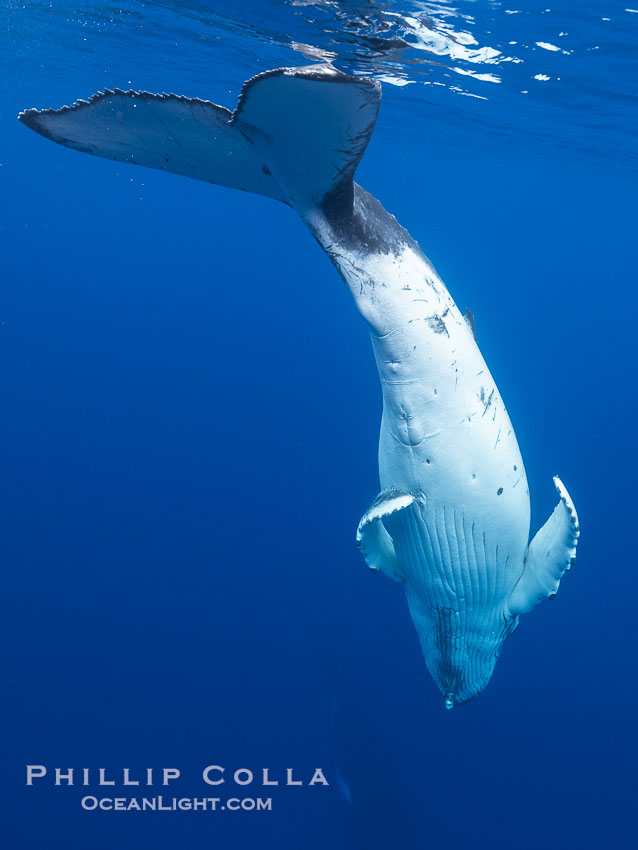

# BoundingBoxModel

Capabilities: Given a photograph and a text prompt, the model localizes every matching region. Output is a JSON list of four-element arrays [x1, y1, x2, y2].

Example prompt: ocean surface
[[2, 1, 636, 848]]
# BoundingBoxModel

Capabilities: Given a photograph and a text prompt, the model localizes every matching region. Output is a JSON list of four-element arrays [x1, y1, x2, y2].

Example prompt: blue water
[[2, 1, 636, 848]]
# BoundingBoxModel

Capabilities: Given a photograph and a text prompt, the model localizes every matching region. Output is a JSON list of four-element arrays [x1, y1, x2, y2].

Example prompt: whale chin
[[412, 602, 519, 708]]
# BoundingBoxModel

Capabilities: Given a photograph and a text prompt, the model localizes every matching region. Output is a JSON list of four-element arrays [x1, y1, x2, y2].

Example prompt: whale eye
[[497, 487, 503, 495]]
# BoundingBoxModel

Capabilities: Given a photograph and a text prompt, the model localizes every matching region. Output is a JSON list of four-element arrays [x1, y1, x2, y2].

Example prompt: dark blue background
[[2, 2, 636, 848]]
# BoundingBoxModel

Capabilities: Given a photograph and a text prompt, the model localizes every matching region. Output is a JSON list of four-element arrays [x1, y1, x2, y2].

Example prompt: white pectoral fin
[[356, 489, 417, 582], [509, 477, 580, 615]]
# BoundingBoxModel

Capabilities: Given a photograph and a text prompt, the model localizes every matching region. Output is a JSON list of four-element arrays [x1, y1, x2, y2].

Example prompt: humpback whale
[[19, 65, 580, 707]]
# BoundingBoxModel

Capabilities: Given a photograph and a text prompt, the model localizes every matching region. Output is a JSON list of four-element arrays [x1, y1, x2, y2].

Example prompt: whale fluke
[[18, 65, 381, 214], [508, 477, 580, 615]]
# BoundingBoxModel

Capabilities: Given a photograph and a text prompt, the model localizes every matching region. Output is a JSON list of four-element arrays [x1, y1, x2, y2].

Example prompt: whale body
[[19, 65, 580, 707]]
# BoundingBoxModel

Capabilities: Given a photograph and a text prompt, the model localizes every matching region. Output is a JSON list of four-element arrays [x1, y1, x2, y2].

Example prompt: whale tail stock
[[18, 65, 381, 218]]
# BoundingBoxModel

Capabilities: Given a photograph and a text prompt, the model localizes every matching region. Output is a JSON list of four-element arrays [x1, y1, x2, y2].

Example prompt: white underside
[[309, 208, 532, 703]]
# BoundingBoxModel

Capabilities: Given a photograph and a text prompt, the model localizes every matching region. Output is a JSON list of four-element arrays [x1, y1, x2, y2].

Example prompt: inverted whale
[[19, 65, 580, 707]]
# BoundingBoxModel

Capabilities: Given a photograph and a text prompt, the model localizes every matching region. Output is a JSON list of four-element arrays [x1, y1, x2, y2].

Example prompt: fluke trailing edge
[[19, 65, 580, 707]]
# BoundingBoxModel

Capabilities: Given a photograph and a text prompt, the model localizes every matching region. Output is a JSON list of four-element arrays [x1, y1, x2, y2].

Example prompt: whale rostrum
[[19, 65, 580, 707]]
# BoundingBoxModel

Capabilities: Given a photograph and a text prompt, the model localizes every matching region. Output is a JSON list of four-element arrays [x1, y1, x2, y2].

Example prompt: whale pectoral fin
[[356, 489, 417, 583], [509, 477, 580, 615]]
